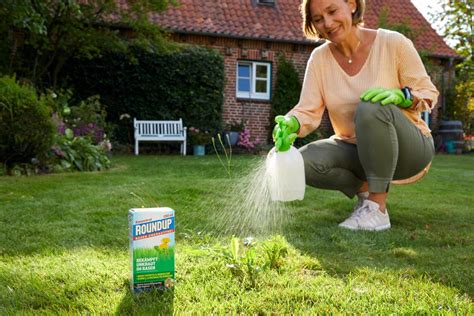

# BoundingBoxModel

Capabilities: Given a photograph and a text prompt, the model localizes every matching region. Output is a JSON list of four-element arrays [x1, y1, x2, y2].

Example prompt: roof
[[150, 0, 458, 58], [364, 0, 458, 58]]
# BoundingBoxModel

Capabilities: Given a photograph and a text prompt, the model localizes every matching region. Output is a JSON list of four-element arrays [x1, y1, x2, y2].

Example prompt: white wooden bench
[[134, 118, 187, 156]]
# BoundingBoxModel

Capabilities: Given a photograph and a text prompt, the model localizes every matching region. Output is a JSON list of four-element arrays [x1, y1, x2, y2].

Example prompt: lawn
[[0, 153, 473, 314]]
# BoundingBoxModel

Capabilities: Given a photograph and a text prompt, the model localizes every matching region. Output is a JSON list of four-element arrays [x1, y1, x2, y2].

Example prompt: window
[[236, 61, 271, 100]]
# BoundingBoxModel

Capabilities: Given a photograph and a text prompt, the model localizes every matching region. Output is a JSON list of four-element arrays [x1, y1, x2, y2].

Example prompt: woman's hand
[[360, 88, 412, 108], [273, 115, 299, 152]]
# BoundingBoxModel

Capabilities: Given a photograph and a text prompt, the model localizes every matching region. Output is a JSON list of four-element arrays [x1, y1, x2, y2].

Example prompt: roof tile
[[151, 0, 458, 58]]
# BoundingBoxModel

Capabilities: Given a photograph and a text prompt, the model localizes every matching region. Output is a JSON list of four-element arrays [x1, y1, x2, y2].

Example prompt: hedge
[[64, 46, 224, 143]]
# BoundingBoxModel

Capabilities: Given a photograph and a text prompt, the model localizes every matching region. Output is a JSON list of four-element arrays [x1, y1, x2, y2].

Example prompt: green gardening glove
[[272, 115, 299, 152], [360, 88, 412, 108]]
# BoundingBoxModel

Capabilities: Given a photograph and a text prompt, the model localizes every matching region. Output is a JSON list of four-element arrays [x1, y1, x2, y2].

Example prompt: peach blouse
[[288, 28, 439, 144]]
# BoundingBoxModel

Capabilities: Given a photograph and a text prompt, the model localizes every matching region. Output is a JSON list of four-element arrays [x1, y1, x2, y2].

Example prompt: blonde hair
[[301, 0, 366, 39]]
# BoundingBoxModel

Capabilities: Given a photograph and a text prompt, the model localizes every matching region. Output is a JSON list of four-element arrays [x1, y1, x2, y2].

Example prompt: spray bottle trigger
[[288, 133, 297, 144]]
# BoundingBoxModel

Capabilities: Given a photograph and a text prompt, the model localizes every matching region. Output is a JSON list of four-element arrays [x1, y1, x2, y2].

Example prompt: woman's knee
[[355, 101, 382, 124]]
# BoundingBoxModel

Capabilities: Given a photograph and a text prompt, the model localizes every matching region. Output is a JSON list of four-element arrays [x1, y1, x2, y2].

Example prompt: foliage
[[221, 236, 290, 288], [431, 0, 473, 61], [188, 127, 212, 145], [270, 55, 302, 141], [0, 75, 55, 170], [237, 128, 259, 150], [65, 95, 110, 143], [225, 120, 245, 132], [262, 238, 288, 271], [64, 46, 225, 144], [444, 75, 474, 134], [47, 92, 112, 172], [0, 0, 178, 88], [431, 0, 473, 133], [50, 130, 111, 172], [221, 237, 261, 289]]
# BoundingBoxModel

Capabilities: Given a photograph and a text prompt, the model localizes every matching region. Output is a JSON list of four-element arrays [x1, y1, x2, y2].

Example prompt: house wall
[[171, 33, 443, 144], [171, 33, 329, 144]]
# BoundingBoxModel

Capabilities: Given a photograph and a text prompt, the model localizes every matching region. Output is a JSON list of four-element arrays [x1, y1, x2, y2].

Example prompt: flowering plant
[[237, 128, 259, 150], [225, 120, 245, 132], [188, 127, 212, 145]]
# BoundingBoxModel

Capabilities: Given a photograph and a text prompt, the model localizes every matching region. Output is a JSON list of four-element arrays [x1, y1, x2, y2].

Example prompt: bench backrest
[[134, 119, 184, 137]]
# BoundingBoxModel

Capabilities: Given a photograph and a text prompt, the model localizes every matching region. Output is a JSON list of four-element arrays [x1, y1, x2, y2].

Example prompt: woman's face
[[310, 0, 356, 43]]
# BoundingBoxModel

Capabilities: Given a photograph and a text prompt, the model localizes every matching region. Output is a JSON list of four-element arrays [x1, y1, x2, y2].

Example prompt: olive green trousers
[[300, 102, 435, 198]]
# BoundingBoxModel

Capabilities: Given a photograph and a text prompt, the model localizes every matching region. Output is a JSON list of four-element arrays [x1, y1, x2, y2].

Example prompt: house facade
[[152, 0, 459, 144]]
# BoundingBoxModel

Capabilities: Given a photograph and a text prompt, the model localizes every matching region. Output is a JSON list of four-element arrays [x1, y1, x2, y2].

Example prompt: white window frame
[[236, 61, 271, 100]]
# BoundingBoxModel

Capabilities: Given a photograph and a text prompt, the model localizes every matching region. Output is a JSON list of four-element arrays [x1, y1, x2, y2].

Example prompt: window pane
[[238, 64, 250, 77], [256, 65, 268, 78], [238, 79, 250, 92], [255, 79, 267, 93]]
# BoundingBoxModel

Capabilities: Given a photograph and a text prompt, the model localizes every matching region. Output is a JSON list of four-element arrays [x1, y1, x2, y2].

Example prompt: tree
[[432, 0, 473, 133], [432, 0, 473, 61], [0, 0, 177, 89]]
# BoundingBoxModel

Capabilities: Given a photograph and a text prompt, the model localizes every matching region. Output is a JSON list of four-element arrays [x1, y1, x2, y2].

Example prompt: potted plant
[[188, 127, 212, 156], [224, 120, 245, 146]]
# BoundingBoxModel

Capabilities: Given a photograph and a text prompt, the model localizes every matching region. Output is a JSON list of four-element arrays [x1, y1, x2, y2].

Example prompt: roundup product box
[[129, 207, 175, 293]]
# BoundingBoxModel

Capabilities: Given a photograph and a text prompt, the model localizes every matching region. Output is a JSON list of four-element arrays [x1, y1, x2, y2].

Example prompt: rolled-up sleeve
[[397, 34, 439, 112], [287, 53, 325, 137]]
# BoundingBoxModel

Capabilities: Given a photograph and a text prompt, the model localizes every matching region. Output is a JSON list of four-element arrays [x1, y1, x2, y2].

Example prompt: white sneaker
[[353, 192, 369, 212], [341, 192, 368, 221], [339, 200, 391, 231]]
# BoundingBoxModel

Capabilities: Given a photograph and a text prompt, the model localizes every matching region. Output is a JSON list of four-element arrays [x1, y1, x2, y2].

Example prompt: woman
[[273, 0, 438, 231]]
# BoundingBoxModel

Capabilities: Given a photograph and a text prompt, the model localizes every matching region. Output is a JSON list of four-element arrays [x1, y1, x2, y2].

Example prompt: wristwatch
[[402, 86, 413, 103]]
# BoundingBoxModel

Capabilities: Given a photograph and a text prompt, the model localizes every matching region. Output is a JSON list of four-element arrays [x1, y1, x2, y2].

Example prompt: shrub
[[225, 120, 245, 132], [188, 127, 212, 145], [51, 130, 111, 172], [67, 95, 110, 143], [270, 55, 302, 142], [237, 128, 259, 150], [444, 69, 474, 135], [0, 76, 55, 169], [47, 92, 112, 172]]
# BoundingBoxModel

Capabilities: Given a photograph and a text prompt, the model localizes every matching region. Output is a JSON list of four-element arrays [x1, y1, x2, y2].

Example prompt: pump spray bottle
[[266, 118, 305, 201]]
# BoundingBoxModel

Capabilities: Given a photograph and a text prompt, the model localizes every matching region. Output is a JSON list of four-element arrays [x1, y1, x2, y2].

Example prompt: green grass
[[0, 154, 473, 314]]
